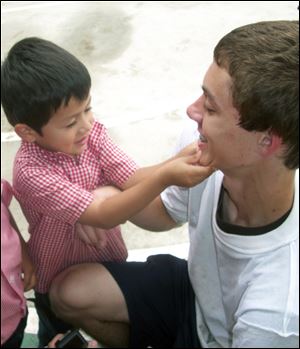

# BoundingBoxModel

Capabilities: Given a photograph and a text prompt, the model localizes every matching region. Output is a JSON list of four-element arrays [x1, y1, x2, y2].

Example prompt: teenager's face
[[34, 95, 94, 155], [187, 62, 262, 172]]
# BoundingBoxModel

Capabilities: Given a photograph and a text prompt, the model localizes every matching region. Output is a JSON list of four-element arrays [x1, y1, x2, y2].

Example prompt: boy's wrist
[[154, 162, 173, 189]]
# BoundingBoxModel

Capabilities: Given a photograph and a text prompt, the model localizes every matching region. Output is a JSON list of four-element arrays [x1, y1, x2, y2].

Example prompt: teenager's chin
[[199, 152, 214, 167]]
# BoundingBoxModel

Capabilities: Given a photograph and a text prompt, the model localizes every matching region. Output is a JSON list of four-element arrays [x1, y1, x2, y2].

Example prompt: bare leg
[[49, 263, 129, 347]]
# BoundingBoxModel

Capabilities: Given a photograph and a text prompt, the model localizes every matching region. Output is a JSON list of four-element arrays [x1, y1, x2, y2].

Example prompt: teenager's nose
[[186, 95, 204, 124]]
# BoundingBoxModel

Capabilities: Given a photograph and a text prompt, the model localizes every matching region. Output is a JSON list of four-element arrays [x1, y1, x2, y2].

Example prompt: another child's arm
[[8, 210, 36, 291]]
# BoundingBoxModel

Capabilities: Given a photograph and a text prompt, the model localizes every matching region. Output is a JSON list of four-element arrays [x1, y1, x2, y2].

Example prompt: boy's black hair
[[1, 37, 91, 135]]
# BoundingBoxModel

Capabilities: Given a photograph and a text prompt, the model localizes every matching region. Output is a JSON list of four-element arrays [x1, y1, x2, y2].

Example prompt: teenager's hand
[[158, 150, 215, 188]]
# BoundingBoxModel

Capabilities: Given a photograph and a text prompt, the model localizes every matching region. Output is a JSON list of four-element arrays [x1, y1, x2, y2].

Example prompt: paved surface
[[1, 1, 298, 250]]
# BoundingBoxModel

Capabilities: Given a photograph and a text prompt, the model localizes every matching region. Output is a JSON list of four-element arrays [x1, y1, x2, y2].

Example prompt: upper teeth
[[199, 134, 207, 142]]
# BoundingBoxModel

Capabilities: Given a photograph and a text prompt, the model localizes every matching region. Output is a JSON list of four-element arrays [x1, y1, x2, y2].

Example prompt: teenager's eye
[[204, 104, 215, 114], [85, 106, 92, 113]]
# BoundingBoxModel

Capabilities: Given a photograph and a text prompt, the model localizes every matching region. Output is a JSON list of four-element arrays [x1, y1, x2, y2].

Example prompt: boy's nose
[[80, 116, 94, 132]]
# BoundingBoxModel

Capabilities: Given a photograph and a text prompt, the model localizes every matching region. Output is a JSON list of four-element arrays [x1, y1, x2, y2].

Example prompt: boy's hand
[[174, 141, 198, 159], [76, 223, 108, 249], [159, 150, 215, 188]]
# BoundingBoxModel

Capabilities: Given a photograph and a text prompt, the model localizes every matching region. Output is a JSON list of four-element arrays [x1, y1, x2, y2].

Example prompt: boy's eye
[[66, 121, 76, 128]]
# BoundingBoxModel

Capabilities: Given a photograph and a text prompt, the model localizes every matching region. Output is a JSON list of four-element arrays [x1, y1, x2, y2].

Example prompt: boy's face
[[187, 62, 264, 172], [33, 95, 94, 155]]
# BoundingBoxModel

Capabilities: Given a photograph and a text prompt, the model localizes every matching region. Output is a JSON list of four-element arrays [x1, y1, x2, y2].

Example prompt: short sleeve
[[161, 185, 189, 224], [14, 166, 93, 225], [89, 123, 138, 186]]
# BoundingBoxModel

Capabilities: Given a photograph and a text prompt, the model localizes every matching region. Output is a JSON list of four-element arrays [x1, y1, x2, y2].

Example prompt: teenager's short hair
[[1, 37, 91, 135], [214, 20, 299, 169]]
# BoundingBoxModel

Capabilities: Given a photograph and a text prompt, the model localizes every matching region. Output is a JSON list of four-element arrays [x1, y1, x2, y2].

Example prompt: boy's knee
[[49, 263, 129, 323]]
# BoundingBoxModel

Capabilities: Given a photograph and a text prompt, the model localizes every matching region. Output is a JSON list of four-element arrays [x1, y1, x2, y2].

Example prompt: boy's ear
[[14, 124, 38, 142]]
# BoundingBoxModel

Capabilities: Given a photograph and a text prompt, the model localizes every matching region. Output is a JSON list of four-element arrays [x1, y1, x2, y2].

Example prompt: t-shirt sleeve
[[161, 185, 189, 224], [14, 166, 93, 225]]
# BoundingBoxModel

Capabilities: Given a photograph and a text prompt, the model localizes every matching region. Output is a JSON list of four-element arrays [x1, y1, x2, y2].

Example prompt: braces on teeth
[[199, 134, 207, 142]]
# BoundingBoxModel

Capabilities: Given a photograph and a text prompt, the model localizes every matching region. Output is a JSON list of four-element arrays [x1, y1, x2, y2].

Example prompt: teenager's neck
[[222, 165, 295, 228]]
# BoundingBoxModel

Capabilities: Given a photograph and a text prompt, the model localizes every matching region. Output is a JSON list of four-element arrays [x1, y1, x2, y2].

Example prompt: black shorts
[[103, 254, 201, 348]]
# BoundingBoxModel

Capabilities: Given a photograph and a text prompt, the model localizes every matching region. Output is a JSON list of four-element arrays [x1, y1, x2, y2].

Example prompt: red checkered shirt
[[13, 121, 138, 293]]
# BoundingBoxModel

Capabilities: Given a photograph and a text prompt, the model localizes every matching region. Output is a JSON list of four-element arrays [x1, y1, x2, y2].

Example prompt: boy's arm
[[75, 186, 120, 248], [122, 141, 198, 190], [9, 210, 36, 291], [78, 151, 214, 229], [115, 141, 200, 232]]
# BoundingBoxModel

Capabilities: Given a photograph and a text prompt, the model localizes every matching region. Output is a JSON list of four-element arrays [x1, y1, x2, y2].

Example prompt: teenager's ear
[[258, 132, 282, 156], [14, 124, 38, 142]]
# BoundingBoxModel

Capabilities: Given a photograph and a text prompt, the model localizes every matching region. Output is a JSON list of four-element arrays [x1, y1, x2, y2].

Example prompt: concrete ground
[[1, 1, 299, 344]]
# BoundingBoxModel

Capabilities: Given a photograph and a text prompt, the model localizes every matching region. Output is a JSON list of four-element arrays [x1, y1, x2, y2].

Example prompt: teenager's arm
[[78, 151, 214, 229], [129, 195, 177, 232]]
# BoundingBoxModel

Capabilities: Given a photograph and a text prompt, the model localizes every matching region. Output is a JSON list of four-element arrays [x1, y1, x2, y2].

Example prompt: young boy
[[1, 179, 36, 348], [1, 37, 214, 346]]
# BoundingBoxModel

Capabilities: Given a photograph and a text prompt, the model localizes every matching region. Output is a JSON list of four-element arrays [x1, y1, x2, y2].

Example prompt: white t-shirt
[[161, 121, 299, 348]]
